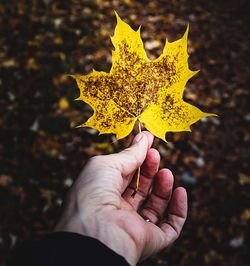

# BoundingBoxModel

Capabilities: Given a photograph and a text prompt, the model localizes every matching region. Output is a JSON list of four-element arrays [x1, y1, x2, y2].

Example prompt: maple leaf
[[71, 12, 216, 141]]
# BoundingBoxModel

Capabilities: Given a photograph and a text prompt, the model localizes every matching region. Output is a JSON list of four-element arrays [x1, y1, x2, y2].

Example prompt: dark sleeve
[[7, 232, 130, 266]]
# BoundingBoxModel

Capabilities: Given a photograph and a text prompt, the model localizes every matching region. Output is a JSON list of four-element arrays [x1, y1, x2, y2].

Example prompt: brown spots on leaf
[[77, 37, 182, 121], [74, 15, 213, 140]]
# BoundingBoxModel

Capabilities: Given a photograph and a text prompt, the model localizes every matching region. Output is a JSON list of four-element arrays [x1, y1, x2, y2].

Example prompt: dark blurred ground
[[0, 0, 249, 265]]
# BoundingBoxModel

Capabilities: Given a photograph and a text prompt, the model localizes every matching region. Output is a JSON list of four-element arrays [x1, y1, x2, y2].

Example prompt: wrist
[[55, 210, 139, 266]]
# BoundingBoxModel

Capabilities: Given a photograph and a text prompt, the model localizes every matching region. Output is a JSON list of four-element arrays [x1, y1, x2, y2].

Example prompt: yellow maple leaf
[[71, 12, 216, 141]]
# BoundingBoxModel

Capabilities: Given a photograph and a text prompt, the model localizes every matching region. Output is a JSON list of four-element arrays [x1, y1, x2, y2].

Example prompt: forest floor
[[0, 0, 249, 265]]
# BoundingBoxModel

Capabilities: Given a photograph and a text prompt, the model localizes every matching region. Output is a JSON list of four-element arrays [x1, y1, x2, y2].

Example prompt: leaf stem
[[131, 120, 142, 198]]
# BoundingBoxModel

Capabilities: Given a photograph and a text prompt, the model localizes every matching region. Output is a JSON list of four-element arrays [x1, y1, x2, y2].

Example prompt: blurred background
[[0, 0, 249, 265]]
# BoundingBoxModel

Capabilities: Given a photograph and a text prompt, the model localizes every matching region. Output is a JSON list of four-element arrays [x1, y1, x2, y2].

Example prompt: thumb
[[109, 131, 154, 176]]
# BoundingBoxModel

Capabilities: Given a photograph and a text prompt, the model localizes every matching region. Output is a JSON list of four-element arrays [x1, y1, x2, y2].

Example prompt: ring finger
[[140, 169, 174, 224]]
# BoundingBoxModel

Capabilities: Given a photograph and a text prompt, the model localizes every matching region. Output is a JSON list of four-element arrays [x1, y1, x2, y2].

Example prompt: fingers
[[141, 187, 187, 260], [107, 131, 154, 177], [140, 169, 174, 223], [122, 148, 160, 209], [160, 187, 188, 244]]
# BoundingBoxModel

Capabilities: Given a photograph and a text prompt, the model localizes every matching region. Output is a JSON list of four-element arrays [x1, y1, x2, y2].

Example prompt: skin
[[54, 131, 188, 266]]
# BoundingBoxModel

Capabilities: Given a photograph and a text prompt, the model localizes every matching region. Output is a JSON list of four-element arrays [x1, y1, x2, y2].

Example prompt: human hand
[[54, 131, 187, 266]]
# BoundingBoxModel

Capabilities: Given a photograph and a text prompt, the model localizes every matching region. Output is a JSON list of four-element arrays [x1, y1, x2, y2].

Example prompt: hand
[[54, 131, 187, 266]]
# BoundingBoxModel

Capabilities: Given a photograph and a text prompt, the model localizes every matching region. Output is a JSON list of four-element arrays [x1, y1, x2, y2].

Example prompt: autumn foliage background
[[0, 1, 249, 266]]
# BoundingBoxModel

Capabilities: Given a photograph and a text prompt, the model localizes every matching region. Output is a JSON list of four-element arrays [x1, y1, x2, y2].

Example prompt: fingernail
[[133, 133, 144, 144]]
